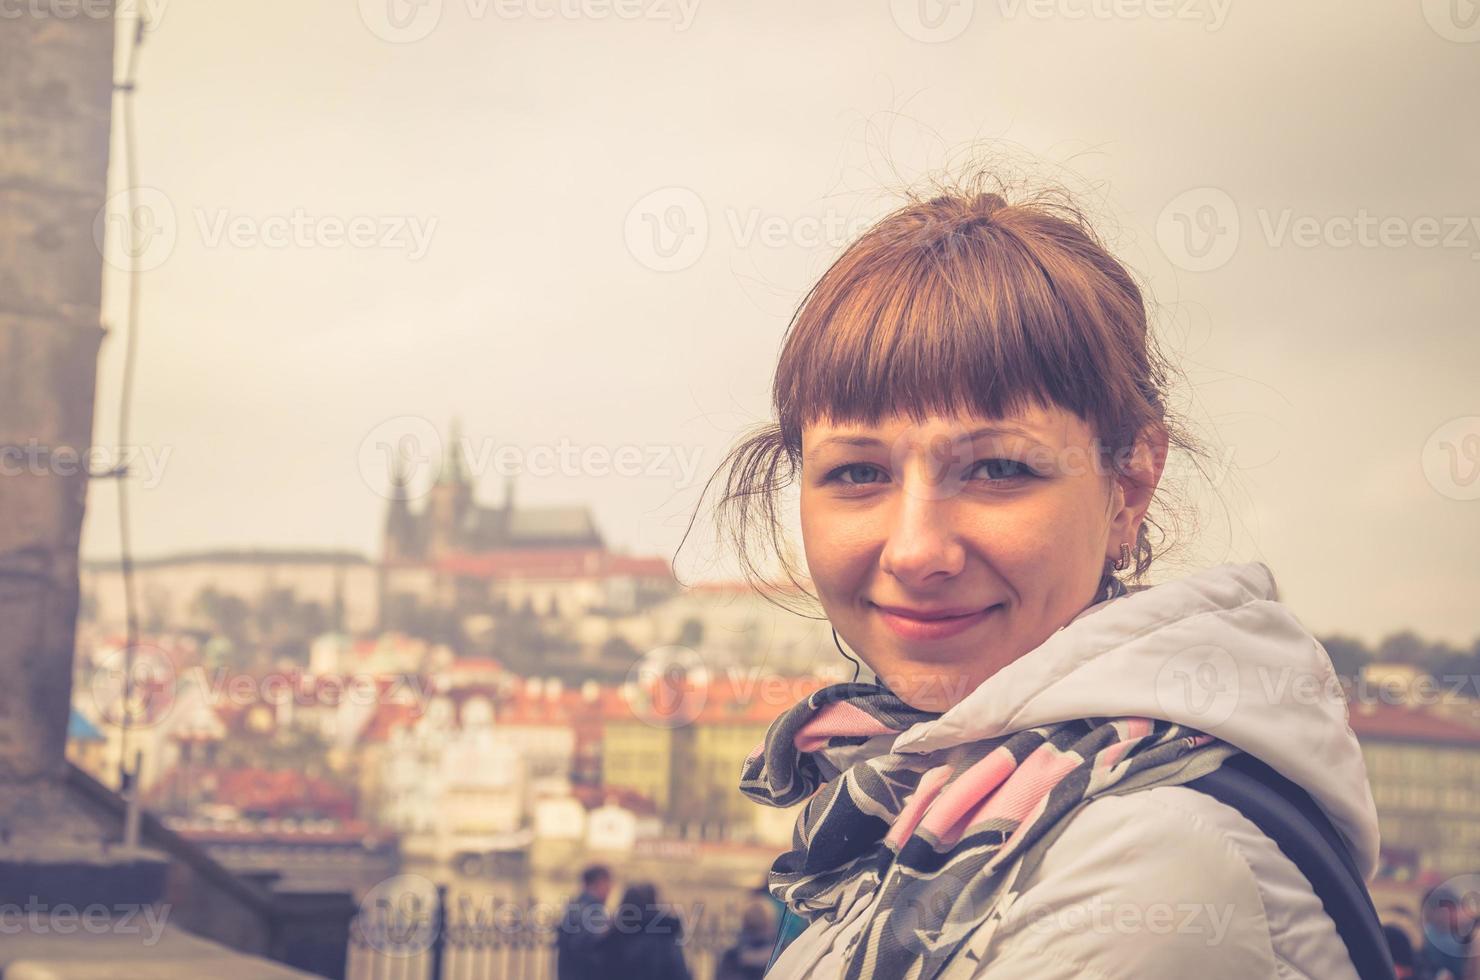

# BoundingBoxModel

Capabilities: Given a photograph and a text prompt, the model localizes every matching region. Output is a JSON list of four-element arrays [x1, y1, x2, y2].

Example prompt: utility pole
[[0, 5, 115, 854]]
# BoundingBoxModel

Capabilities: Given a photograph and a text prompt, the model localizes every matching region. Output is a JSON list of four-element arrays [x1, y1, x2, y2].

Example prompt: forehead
[[802, 404, 1089, 451]]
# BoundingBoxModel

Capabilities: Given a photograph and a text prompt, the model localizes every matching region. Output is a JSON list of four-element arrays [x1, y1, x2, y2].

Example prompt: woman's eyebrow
[[805, 425, 1042, 459]]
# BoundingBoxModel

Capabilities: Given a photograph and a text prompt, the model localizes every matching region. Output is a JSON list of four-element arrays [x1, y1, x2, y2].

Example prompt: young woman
[[701, 182, 1384, 978]]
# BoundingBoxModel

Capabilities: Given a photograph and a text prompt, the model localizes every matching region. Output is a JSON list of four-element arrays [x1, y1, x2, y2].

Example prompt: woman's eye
[[829, 463, 886, 486], [969, 458, 1034, 481]]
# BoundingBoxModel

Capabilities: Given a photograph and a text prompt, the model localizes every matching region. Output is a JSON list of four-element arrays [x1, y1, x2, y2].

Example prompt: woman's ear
[[1107, 425, 1170, 552]]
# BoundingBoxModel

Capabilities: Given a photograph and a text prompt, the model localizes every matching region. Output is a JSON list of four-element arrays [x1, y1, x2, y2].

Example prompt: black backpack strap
[[1182, 751, 1396, 980]]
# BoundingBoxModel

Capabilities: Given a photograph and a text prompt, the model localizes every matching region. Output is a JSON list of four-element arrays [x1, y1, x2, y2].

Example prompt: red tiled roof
[[360, 701, 424, 742], [497, 686, 634, 725], [448, 657, 505, 674], [606, 555, 674, 578], [146, 766, 356, 820], [1348, 702, 1480, 745]]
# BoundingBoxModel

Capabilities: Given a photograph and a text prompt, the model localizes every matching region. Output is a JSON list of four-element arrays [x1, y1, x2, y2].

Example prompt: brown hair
[[679, 174, 1211, 615]]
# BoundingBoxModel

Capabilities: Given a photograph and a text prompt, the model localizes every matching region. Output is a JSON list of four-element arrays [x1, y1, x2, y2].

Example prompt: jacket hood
[[888, 560, 1381, 878]]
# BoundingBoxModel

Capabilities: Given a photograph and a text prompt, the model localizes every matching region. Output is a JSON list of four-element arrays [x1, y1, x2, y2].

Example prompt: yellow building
[[1350, 700, 1480, 876], [602, 677, 826, 842], [603, 720, 676, 812]]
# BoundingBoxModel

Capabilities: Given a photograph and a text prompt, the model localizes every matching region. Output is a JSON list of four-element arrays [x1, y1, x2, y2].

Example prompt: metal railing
[[346, 884, 758, 980]]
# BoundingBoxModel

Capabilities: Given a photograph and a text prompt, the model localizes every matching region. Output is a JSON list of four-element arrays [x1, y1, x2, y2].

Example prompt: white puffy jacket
[[766, 561, 1381, 979]]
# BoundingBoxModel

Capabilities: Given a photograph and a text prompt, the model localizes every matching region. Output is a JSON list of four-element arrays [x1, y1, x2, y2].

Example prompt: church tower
[[426, 418, 474, 559], [381, 454, 417, 564]]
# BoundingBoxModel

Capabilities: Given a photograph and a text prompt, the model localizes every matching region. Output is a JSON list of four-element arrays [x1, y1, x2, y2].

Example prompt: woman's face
[[799, 404, 1165, 711]]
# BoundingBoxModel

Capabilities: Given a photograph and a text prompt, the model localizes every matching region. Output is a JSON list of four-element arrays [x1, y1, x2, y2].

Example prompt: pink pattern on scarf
[[884, 718, 1183, 854], [882, 763, 954, 849], [928, 745, 1083, 850], [793, 701, 898, 753]]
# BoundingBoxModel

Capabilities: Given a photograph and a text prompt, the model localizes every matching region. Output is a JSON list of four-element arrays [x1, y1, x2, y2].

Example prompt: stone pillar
[[0, 5, 114, 846]]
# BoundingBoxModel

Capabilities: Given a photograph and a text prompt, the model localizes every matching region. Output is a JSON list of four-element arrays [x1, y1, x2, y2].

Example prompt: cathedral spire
[[442, 417, 469, 486]]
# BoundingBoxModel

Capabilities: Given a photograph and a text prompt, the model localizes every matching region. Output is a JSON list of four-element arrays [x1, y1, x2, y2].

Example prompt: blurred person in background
[[1418, 884, 1479, 980], [555, 864, 613, 980], [1384, 922, 1415, 979], [606, 881, 692, 980], [715, 897, 778, 980]]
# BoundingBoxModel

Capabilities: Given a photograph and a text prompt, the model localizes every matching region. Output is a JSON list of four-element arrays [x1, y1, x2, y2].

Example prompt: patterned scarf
[[739, 683, 1232, 979]]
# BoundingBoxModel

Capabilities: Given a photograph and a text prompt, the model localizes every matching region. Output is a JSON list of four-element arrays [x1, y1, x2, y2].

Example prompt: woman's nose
[[878, 487, 965, 586]]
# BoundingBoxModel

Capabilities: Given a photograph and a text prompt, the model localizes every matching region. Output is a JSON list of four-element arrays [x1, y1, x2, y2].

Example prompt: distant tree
[[193, 587, 251, 652], [600, 634, 639, 665], [1318, 634, 1373, 680], [1376, 630, 1428, 666], [1316, 630, 1480, 680]]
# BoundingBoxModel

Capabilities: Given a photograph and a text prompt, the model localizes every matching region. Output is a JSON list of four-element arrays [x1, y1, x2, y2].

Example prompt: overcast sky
[[82, 0, 1480, 647]]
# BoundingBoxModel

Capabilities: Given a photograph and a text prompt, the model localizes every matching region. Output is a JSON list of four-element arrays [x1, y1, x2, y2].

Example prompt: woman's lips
[[872, 603, 1002, 641]]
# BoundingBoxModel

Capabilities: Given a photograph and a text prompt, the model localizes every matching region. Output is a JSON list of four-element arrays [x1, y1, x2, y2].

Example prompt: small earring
[[1112, 542, 1131, 571]]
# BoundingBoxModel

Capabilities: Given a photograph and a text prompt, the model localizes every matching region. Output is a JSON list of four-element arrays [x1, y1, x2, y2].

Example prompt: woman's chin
[[869, 658, 996, 711]]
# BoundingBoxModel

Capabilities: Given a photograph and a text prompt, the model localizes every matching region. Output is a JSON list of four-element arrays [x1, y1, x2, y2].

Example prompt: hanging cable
[[114, 13, 149, 791]]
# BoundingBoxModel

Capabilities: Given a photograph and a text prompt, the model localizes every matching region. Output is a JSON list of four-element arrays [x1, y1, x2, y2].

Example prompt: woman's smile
[[869, 601, 1005, 641]]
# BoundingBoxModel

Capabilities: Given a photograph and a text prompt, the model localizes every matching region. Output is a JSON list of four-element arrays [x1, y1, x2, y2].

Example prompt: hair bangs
[[775, 224, 1110, 454]]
